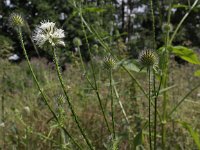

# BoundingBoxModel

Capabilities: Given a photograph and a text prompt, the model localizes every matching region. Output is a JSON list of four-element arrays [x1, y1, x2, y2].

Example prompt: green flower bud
[[104, 55, 116, 70], [162, 23, 173, 33], [9, 13, 24, 28], [73, 37, 82, 47]]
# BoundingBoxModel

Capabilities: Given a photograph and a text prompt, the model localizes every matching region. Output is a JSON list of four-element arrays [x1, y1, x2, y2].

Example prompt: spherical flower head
[[9, 13, 24, 28], [162, 23, 173, 33], [73, 37, 82, 47], [139, 49, 158, 68], [93, 44, 98, 50], [33, 20, 65, 48], [103, 55, 116, 70]]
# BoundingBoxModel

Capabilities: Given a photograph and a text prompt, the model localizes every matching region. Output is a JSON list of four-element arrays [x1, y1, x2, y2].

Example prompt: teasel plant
[[149, 0, 200, 149], [9, 13, 82, 149], [139, 49, 158, 150], [32, 20, 94, 150], [104, 55, 116, 140]]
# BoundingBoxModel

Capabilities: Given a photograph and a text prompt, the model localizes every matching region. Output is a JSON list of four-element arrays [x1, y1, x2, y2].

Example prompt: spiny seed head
[[139, 49, 158, 68], [103, 55, 116, 70], [73, 37, 82, 47], [9, 13, 24, 28], [33, 20, 65, 48], [162, 23, 173, 33]]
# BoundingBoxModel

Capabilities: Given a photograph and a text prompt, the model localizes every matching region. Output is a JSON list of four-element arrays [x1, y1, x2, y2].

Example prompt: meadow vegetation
[[0, 0, 200, 149]]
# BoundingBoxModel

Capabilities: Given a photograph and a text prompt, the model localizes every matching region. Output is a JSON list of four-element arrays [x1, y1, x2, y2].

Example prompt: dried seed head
[[103, 55, 116, 70], [162, 23, 173, 33], [9, 13, 24, 28], [139, 49, 158, 68], [73, 37, 82, 47]]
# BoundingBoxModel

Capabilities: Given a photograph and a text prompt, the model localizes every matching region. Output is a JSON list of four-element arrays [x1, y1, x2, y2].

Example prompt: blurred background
[[0, 0, 200, 63]]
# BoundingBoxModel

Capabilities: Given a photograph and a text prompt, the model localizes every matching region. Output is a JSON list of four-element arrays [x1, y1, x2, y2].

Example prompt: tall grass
[[1, 0, 200, 149]]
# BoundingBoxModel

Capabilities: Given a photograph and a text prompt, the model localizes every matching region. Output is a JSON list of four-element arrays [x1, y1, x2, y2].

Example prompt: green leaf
[[194, 70, 200, 77], [133, 131, 143, 150], [118, 59, 146, 73], [171, 46, 200, 65], [172, 4, 189, 9], [180, 122, 200, 149]]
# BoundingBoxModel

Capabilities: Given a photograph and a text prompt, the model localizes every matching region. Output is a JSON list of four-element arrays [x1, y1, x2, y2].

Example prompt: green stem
[[110, 69, 115, 139], [148, 68, 152, 150], [113, 83, 134, 135], [161, 1, 173, 146], [18, 29, 81, 150], [169, 0, 199, 44], [52, 47, 94, 150], [79, 9, 111, 134], [162, 38, 169, 150], [153, 75, 163, 150], [149, 0, 157, 148], [149, 0, 156, 49], [154, 90, 157, 150]]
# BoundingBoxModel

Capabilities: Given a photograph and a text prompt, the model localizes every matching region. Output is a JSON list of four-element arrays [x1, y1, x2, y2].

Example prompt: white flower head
[[33, 20, 65, 48]]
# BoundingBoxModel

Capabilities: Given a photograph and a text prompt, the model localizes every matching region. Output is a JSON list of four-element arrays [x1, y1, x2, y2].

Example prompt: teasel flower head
[[162, 23, 173, 33], [139, 49, 158, 68], [33, 20, 65, 48], [9, 13, 25, 29], [73, 37, 82, 47], [103, 55, 116, 70]]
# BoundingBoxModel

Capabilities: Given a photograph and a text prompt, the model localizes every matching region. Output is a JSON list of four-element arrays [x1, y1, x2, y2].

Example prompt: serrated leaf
[[171, 46, 200, 65]]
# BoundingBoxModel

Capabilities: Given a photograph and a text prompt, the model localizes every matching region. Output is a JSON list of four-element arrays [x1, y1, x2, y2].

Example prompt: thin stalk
[[79, 9, 111, 134], [153, 75, 163, 150], [110, 69, 115, 139], [61, 129, 66, 149], [168, 83, 200, 117], [17, 28, 81, 150], [154, 86, 157, 150], [113, 84, 134, 135], [149, 0, 157, 148], [148, 68, 152, 150], [169, 0, 199, 44], [149, 0, 156, 49], [52, 47, 94, 150]]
